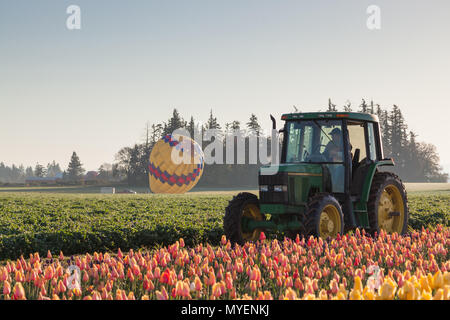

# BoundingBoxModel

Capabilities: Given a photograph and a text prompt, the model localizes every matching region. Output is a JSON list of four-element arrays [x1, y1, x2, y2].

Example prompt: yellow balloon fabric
[[149, 135, 204, 194]]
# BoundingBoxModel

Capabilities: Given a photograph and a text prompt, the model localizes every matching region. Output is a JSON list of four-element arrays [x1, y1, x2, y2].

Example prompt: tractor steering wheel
[[304, 144, 328, 162], [312, 144, 328, 154]]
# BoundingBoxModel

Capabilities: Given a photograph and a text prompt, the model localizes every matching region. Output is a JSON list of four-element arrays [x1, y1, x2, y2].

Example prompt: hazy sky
[[1, 0, 449, 173]]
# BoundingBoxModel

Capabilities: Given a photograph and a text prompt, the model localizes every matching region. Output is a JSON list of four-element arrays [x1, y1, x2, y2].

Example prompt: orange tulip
[[194, 276, 202, 292], [13, 282, 26, 300], [283, 287, 297, 300], [156, 286, 169, 300], [57, 280, 66, 294], [3, 280, 11, 295]]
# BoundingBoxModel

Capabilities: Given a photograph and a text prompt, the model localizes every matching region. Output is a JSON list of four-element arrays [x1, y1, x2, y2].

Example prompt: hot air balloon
[[148, 134, 204, 194]]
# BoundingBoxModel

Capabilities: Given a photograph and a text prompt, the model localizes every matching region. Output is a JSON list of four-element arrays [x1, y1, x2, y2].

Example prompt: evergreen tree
[[231, 120, 241, 130], [34, 163, 46, 178], [343, 101, 352, 112], [380, 109, 391, 157], [67, 152, 85, 181], [359, 99, 368, 113], [246, 114, 262, 136], [46, 161, 62, 177], [389, 105, 408, 166], [187, 116, 196, 138], [205, 109, 221, 130], [163, 109, 186, 136], [25, 166, 34, 178], [186, 116, 202, 140], [327, 98, 337, 112], [98, 163, 113, 181], [369, 100, 375, 114], [405, 131, 421, 181], [151, 124, 164, 144]]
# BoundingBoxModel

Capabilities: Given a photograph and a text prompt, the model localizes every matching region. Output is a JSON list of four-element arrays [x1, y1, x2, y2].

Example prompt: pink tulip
[[13, 282, 26, 300]]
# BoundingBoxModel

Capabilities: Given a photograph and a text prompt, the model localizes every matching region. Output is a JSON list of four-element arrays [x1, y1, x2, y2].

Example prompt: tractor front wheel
[[224, 192, 265, 245], [367, 172, 408, 235], [305, 193, 344, 239]]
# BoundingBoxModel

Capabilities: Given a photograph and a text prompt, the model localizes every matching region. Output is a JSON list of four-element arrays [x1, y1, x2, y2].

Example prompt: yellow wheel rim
[[319, 204, 341, 238], [377, 184, 405, 234], [241, 203, 263, 242]]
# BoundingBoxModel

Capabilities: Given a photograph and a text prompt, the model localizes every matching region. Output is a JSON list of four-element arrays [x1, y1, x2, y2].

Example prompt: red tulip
[[259, 232, 266, 241]]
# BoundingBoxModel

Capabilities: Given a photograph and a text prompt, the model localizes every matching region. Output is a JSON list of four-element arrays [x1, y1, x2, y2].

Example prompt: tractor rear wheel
[[224, 192, 265, 245], [367, 172, 408, 235], [305, 193, 344, 239]]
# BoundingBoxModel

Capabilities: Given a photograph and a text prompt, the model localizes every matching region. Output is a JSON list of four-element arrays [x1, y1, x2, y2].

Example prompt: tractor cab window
[[347, 121, 378, 163], [284, 120, 343, 163], [347, 121, 367, 161], [367, 122, 378, 161], [284, 119, 345, 193]]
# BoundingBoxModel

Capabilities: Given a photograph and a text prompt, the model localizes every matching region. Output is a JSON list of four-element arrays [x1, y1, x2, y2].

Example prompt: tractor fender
[[359, 159, 394, 205]]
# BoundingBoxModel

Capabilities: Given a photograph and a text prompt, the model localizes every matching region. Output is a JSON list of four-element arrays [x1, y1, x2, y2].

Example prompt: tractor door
[[348, 121, 379, 197], [317, 121, 345, 194]]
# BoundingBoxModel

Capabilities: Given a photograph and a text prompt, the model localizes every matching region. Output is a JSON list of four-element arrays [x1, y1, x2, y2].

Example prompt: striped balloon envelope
[[149, 134, 204, 194]]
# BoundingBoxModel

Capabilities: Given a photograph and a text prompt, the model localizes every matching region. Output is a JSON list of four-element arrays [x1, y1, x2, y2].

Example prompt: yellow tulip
[[302, 293, 316, 300], [349, 289, 362, 300], [398, 281, 416, 300], [432, 271, 444, 290], [443, 272, 450, 286], [432, 289, 444, 300], [335, 291, 347, 300], [338, 284, 348, 299], [377, 279, 396, 300], [353, 276, 363, 292], [362, 287, 376, 300], [283, 287, 298, 300], [420, 290, 432, 300], [443, 285, 450, 300], [318, 289, 328, 300], [419, 276, 431, 292]]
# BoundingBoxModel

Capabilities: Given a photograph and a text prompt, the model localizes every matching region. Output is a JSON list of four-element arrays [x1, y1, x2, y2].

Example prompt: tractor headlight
[[273, 185, 287, 192], [259, 185, 269, 192]]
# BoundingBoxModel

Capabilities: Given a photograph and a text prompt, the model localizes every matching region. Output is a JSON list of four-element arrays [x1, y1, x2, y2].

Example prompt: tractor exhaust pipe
[[270, 114, 276, 130]]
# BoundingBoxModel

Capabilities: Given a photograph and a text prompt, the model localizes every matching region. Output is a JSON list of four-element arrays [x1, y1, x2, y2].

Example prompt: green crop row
[[0, 192, 448, 260], [0, 193, 227, 260]]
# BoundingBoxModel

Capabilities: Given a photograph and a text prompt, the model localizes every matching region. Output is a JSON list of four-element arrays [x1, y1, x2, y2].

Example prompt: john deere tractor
[[224, 112, 408, 244]]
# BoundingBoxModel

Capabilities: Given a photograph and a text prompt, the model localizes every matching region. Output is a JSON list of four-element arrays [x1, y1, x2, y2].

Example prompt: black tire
[[224, 192, 264, 245], [367, 171, 409, 236], [304, 193, 344, 239]]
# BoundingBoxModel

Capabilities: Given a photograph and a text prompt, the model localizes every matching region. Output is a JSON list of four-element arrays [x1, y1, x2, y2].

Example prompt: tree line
[[1, 100, 447, 186], [114, 101, 448, 188], [114, 109, 267, 187], [326, 99, 448, 182], [0, 152, 91, 184]]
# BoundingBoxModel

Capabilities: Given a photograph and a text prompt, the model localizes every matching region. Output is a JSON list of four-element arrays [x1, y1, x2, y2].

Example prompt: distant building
[[25, 175, 62, 186], [85, 171, 99, 180], [100, 187, 115, 194]]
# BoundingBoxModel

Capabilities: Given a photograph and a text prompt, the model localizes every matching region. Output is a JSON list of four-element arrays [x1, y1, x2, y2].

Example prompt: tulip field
[[0, 191, 449, 300]]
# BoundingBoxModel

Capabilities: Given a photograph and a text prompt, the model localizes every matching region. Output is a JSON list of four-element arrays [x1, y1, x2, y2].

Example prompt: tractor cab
[[224, 112, 409, 245]]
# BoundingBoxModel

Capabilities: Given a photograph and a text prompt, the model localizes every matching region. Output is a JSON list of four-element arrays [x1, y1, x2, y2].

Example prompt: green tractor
[[224, 112, 408, 244]]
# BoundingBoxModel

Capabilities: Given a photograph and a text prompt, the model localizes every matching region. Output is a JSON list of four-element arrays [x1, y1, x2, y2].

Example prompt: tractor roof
[[281, 112, 379, 122]]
